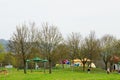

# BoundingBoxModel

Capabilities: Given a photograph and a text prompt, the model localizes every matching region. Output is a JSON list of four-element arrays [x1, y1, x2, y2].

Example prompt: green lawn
[[0, 68, 120, 80]]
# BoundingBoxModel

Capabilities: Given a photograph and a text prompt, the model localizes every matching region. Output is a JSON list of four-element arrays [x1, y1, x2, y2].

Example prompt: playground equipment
[[32, 57, 42, 69]]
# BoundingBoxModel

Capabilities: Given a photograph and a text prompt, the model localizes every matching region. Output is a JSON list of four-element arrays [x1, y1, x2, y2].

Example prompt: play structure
[[26, 57, 48, 70], [62, 59, 70, 64], [73, 58, 96, 68], [60, 58, 96, 68]]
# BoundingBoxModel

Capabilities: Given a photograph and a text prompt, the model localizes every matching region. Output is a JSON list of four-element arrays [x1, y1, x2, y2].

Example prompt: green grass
[[0, 68, 120, 80]]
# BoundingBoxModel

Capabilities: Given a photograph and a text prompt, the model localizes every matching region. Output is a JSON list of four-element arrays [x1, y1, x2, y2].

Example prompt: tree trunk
[[30, 67, 33, 73], [110, 62, 113, 72], [105, 62, 108, 70], [62, 63, 64, 68], [43, 62, 46, 73], [83, 63, 86, 71], [49, 59, 52, 74], [23, 58, 27, 74], [61, 60, 64, 69]]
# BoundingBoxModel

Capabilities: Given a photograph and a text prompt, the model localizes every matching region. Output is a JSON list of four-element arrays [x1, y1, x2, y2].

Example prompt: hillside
[[0, 39, 9, 51]]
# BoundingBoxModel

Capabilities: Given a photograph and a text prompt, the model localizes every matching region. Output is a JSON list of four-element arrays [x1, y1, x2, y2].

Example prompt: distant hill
[[0, 39, 9, 51]]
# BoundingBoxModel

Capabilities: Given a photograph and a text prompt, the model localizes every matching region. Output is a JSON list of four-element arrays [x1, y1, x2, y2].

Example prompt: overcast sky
[[0, 0, 120, 39]]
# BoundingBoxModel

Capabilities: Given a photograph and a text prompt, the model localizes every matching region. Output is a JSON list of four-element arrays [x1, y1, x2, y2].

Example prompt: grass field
[[0, 68, 120, 80]]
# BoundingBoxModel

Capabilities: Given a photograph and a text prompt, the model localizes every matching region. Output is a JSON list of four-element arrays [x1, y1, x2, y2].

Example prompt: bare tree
[[100, 34, 116, 70], [79, 40, 90, 71], [66, 32, 81, 65], [84, 31, 101, 67], [37, 23, 63, 74], [113, 39, 120, 55], [9, 23, 37, 74], [55, 42, 69, 68]]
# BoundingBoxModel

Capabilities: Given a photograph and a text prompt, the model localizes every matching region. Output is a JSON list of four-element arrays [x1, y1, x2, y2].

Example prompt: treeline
[[0, 22, 120, 74]]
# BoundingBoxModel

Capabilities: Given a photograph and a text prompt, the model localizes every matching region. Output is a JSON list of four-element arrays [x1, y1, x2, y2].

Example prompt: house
[[111, 56, 120, 71]]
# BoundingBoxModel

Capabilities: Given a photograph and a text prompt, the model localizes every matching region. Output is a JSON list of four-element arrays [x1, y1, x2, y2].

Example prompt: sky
[[0, 0, 120, 40]]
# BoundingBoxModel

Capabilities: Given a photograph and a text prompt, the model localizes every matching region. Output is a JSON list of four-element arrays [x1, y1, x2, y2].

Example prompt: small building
[[110, 56, 120, 71]]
